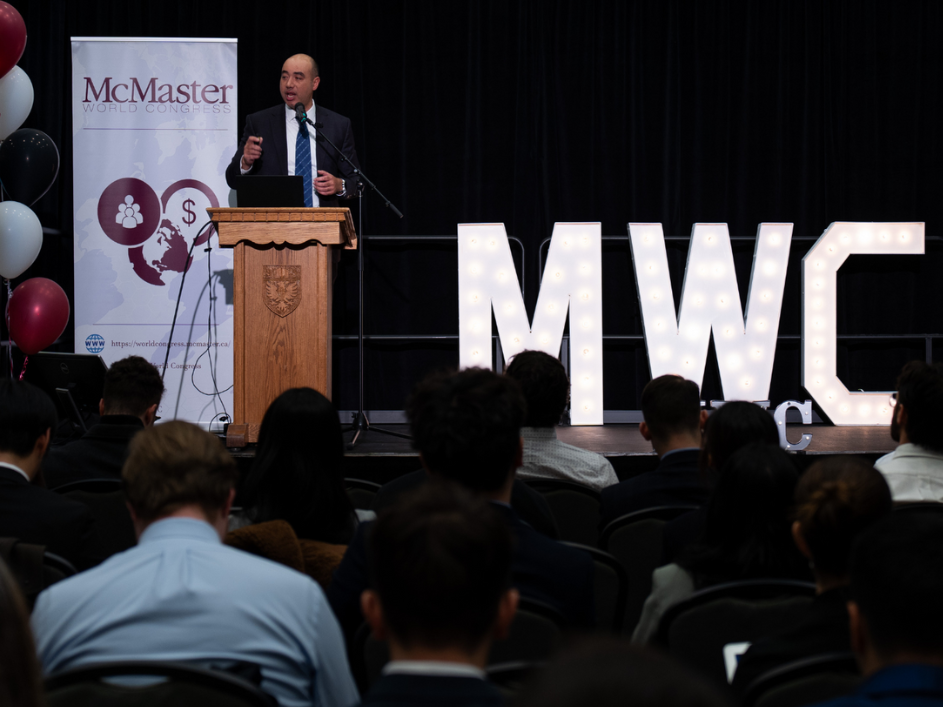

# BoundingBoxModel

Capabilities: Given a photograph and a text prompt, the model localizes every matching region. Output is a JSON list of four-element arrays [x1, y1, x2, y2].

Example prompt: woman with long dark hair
[[237, 387, 357, 544], [633, 443, 807, 642]]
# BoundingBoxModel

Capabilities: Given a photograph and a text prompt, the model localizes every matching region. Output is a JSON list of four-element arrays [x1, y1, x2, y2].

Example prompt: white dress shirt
[[516, 426, 619, 492], [874, 442, 943, 502], [0, 461, 30, 482]]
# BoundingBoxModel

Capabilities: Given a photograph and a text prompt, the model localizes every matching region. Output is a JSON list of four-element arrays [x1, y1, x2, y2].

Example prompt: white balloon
[[0, 66, 33, 141], [0, 201, 42, 279]]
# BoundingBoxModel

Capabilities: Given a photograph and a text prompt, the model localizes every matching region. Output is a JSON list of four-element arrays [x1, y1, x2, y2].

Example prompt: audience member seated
[[515, 637, 731, 707], [233, 387, 367, 543], [806, 513, 943, 707], [505, 350, 617, 492], [732, 456, 892, 692], [0, 380, 99, 570], [633, 443, 807, 642], [600, 375, 708, 525], [661, 401, 780, 563], [874, 361, 943, 502], [359, 481, 517, 707], [0, 557, 44, 707], [32, 420, 359, 707], [42, 356, 164, 490], [328, 367, 595, 637]]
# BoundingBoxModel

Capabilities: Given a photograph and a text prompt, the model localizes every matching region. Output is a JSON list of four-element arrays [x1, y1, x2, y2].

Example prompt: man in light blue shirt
[[32, 420, 358, 707]]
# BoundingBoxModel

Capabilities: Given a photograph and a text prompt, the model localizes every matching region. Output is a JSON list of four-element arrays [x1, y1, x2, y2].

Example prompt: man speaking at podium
[[225, 54, 361, 208]]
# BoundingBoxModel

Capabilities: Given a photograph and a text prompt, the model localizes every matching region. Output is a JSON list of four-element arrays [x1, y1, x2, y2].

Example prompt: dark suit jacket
[[0, 467, 99, 570], [225, 102, 361, 207], [732, 586, 852, 694], [372, 469, 559, 539], [42, 415, 144, 489], [599, 448, 706, 527], [361, 674, 504, 707], [326, 503, 595, 638], [661, 506, 708, 565]]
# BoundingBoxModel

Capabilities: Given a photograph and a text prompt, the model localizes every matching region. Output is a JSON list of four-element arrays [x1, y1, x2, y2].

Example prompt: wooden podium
[[208, 207, 357, 447]]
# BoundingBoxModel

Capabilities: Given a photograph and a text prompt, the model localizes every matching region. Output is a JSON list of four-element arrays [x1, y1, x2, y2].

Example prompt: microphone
[[293, 102, 307, 123]]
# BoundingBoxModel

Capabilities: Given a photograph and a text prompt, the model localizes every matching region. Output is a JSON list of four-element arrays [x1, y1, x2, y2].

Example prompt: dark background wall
[[5, 0, 943, 417]]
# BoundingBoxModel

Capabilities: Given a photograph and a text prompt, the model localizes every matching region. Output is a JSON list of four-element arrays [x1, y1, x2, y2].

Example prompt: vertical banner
[[71, 38, 237, 427]]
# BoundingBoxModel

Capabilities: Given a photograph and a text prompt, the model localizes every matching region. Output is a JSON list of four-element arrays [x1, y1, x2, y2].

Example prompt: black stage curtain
[[8, 0, 943, 414]]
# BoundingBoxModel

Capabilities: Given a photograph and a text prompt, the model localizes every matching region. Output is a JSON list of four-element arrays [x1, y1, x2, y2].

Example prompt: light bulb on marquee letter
[[458, 223, 604, 425], [801, 222, 924, 425], [628, 222, 792, 401]]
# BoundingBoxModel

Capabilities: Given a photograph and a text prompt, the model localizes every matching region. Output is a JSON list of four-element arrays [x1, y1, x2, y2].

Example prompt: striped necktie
[[295, 120, 313, 207]]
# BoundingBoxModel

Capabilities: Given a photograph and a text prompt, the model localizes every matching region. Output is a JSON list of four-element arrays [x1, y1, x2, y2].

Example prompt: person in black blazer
[[0, 380, 98, 570], [359, 483, 514, 707], [42, 356, 164, 490], [225, 54, 361, 207], [328, 368, 596, 638], [599, 375, 708, 527]]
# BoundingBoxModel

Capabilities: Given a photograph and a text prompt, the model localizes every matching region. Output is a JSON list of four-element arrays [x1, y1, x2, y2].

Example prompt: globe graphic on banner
[[128, 220, 191, 286]]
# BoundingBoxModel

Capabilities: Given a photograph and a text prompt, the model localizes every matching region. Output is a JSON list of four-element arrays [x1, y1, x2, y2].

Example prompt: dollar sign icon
[[182, 198, 197, 226]]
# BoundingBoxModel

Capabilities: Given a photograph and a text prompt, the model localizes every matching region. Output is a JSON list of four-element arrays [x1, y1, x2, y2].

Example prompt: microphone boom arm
[[304, 114, 403, 219]]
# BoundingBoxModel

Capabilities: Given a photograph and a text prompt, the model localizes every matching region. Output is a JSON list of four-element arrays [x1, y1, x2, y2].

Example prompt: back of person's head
[[406, 367, 526, 493], [240, 387, 352, 542], [0, 379, 57, 457], [640, 375, 701, 441], [685, 443, 804, 583], [850, 512, 943, 662], [123, 420, 237, 524], [366, 481, 513, 653], [516, 638, 731, 707], [794, 456, 892, 579], [895, 360, 943, 453], [505, 350, 568, 427], [0, 558, 43, 707], [700, 401, 779, 472], [102, 355, 165, 417]]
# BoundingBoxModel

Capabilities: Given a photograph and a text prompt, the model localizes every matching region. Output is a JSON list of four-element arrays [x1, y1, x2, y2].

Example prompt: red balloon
[[0, 2, 26, 80], [8, 278, 70, 356]]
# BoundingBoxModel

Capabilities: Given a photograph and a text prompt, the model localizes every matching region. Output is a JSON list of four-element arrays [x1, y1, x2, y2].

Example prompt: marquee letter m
[[458, 223, 603, 425]]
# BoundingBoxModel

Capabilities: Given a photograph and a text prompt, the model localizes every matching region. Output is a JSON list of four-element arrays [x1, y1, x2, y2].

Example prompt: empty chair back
[[599, 505, 698, 632], [743, 652, 860, 707], [58, 480, 136, 561], [561, 542, 627, 633], [654, 579, 816, 686], [0, 539, 76, 610], [526, 479, 601, 546], [44, 660, 276, 707]]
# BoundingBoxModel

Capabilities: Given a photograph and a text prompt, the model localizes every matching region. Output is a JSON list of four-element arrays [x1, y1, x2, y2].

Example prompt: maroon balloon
[[8, 278, 70, 355], [0, 2, 26, 80]]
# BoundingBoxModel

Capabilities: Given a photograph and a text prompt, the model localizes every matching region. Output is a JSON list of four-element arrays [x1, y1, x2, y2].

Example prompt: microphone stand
[[301, 109, 410, 449]]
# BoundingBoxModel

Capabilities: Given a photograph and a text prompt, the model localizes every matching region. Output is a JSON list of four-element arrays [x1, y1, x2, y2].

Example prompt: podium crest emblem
[[263, 265, 302, 317]]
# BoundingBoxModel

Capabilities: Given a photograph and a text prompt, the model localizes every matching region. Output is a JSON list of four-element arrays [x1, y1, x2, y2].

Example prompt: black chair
[[653, 579, 817, 686], [0, 539, 76, 610], [525, 479, 601, 546], [486, 661, 543, 699], [598, 505, 699, 633], [345, 478, 383, 510], [56, 479, 136, 561], [51, 478, 123, 494], [560, 542, 628, 633], [354, 597, 565, 689], [893, 501, 943, 515], [742, 652, 860, 707], [45, 661, 276, 707]]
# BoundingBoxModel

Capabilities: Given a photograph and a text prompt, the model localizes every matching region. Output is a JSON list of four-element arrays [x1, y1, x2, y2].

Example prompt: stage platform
[[230, 424, 897, 486]]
